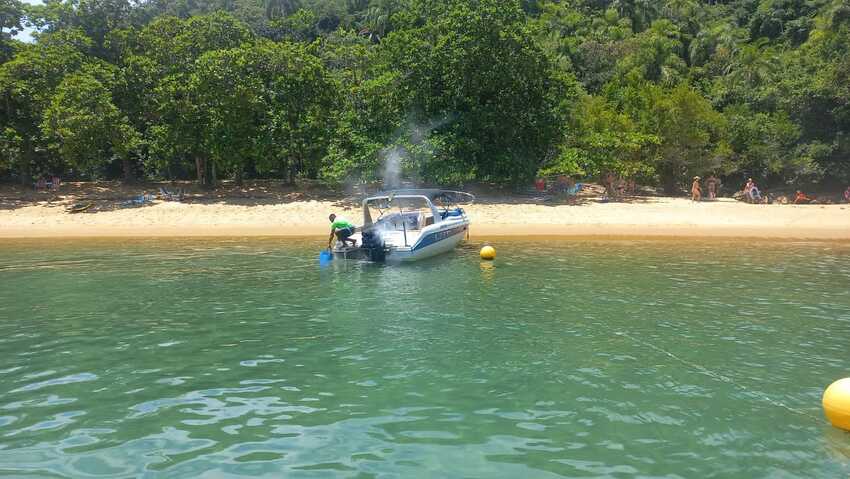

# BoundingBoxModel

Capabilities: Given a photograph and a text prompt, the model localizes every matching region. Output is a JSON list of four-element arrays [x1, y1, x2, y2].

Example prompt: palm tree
[[663, 0, 701, 35], [613, 0, 660, 32], [689, 22, 742, 67], [663, 0, 697, 20], [264, 0, 301, 19], [725, 38, 778, 87], [356, 0, 397, 42]]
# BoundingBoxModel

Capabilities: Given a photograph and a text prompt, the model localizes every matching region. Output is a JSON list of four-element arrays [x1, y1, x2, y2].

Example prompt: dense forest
[[0, 0, 848, 192]]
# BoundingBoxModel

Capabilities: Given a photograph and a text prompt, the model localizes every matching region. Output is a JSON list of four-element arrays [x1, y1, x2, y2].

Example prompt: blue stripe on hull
[[412, 225, 468, 251]]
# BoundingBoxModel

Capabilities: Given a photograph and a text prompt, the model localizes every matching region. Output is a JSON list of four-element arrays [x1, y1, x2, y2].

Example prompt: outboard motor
[[361, 228, 387, 262]]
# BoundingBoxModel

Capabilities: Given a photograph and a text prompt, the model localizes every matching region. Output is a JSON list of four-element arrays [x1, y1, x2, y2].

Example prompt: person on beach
[[706, 175, 719, 200], [794, 190, 815, 204], [844, 186, 850, 203], [744, 178, 762, 203], [691, 176, 702, 202], [328, 214, 357, 249]]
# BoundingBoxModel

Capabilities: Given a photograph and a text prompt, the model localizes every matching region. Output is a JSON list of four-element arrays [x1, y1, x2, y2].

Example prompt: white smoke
[[381, 145, 406, 190], [380, 115, 453, 190]]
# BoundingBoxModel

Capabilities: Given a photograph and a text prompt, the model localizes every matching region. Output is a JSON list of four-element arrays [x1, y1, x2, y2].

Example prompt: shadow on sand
[[0, 180, 670, 214]]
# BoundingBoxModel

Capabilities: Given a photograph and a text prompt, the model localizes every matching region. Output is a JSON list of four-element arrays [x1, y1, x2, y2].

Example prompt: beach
[[2, 183, 849, 240]]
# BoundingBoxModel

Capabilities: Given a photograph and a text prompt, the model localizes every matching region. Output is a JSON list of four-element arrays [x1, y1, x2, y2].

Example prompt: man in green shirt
[[328, 214, 357, 249]]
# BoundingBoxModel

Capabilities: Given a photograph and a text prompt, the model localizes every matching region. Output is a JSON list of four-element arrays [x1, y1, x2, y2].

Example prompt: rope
[[614, 331, 821, 421]]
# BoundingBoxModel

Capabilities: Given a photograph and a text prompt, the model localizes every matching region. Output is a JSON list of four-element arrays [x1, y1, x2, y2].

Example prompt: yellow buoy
[[480, 245, 496, 260], [823, 378, 850, 431]]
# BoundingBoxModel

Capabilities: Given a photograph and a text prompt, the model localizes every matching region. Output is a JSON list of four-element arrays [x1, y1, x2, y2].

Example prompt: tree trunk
[[122, 157, 134, 184], [660, 164, 680, 195], [19, 140, 32, 186], [19, 160, 30, 186], [195, 156, 206, 186], [287, 157, 297, 186]]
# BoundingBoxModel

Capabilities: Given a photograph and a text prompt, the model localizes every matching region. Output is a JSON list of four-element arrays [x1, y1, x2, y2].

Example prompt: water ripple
[[10, 373, 98, 394], [0, 239, 849, 477]]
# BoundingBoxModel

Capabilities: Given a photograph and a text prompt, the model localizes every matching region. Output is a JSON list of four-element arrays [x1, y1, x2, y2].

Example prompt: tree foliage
[[0, 0, 25, 62], [42, 64, 140, 179], [380, 0, 574, 183], [0, 0, 848, 191]]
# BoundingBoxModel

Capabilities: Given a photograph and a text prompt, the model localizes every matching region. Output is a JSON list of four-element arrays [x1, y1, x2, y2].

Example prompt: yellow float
[[480, 245, 496, 260], [823, 378, 850, 431]]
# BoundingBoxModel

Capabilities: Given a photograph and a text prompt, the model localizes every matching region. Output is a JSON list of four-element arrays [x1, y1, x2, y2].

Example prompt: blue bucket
[[319, 250, 333, 266]]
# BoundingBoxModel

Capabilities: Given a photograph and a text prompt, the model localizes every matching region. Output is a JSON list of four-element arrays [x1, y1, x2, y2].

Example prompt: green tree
[[157, 39, 337, 186], [26, 0, 137, 60], [190, 47, 264, 184], [381, 0, 576, 184], [542, 95, 659, 180], [635, 83, 730, 192], [611, 20, 688, 87], [1, 0, 847, 190], [688, 21, 745, 71], [0, 29, 90, 183], [0, 0, 24, 63], [788, 2, 850, 182], [140, 12, 255, 185], [724, 104, 815, 181], [264, 0, 301, 19], [250, 41, 338, 182], [355, 0, 401, 42], [268, 8, 319, 42], [316, 28, 404, 183], [322, 69, 405, 183], [150, 72, 211, 185], [42, 66, 140, 180], [135, 12, 253, 75], [748, 0, 830, 45], [612, 0, 660, 32], [0, 127, 23, 176]]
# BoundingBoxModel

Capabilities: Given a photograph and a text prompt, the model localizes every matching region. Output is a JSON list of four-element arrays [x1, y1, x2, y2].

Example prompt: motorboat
[[332, 189, 474, 263]]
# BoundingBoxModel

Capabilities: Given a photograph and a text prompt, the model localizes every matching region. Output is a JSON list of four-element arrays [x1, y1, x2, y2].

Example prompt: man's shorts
[[335, 226, 355, 241]]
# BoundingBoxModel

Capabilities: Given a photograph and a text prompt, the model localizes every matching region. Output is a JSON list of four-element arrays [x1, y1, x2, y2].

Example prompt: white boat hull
[[332, 221, 469, 263], [386, 223, 468, 263]]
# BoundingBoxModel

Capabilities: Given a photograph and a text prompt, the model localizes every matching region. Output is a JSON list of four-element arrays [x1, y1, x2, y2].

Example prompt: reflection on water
[[0, 239, 850, 478]]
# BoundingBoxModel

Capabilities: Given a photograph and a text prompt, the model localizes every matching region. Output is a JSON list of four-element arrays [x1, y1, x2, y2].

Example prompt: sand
[[2, 194, 849, 240]]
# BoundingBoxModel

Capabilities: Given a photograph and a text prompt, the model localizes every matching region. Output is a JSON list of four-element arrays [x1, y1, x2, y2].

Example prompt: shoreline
[[2, 196, 849, 241], [2, 225, 850, 241]]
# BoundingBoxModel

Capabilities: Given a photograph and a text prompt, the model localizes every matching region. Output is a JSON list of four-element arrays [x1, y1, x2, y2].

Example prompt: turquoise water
[[1, 239, 849, 478]]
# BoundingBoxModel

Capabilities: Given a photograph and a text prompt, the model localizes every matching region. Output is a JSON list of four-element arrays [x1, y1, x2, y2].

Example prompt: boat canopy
[[368, 189, 475, 204], [361, 189, 474, 226]]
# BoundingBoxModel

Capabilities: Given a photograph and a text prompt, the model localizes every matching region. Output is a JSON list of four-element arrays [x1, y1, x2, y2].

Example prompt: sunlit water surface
[[1, 239, 849, 478]]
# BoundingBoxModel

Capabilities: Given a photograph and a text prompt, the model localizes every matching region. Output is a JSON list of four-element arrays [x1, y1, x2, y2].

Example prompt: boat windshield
[[364, 196, 436, 231]]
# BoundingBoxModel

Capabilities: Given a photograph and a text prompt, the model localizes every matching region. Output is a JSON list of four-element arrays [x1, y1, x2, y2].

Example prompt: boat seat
[[399, 211, 424, 230], [440, 208, 464, 219]]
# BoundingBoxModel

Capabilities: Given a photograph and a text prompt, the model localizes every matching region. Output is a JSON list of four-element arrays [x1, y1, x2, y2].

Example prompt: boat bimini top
[[361, 189, 475, 226]]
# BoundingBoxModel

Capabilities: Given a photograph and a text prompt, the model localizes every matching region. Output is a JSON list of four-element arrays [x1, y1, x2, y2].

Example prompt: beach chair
[[159, 187, 184, 202], [118, 194, 155, 208], [566, 183, 583, 196]]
